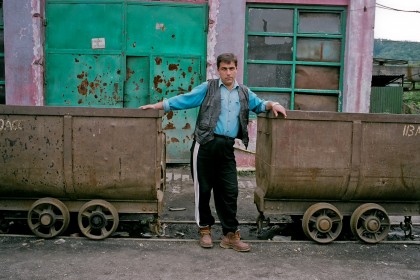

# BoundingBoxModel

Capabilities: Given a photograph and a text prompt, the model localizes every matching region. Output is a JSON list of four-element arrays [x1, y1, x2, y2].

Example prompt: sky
[[374, 0, 420, 42]]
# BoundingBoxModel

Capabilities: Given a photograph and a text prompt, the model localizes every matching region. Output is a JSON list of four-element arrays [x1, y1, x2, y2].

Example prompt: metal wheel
[[77, 200, 119, 240], [302, 203, 343, 244], [27, 198, 70, 238], [350, 203, 390, 243]]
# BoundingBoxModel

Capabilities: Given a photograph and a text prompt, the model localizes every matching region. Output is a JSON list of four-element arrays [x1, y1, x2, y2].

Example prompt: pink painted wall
[[342, 0, 376, 113], [4, 0, 45, 105], [249, 0, 348, 4]]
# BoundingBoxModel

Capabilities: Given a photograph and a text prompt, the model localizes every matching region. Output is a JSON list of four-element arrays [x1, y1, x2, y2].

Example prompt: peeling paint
[[206, 0, 220, 79], [31, 0, 44, 105]]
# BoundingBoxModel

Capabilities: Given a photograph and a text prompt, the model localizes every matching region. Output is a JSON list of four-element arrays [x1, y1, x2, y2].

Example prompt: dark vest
[[193, 79, 250, 148]]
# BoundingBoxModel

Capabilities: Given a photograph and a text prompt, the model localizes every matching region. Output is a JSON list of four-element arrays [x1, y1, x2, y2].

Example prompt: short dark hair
[[217, 53, 238, 68]]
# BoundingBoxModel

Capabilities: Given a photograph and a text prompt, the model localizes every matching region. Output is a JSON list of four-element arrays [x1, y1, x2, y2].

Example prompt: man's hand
[[269, 102, 287, 118], [139, 104, 156, 110], [139, 101, 163, 110]]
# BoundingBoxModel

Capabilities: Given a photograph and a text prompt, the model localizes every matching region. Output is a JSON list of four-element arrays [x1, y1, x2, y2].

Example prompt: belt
[[213, 134, 235, 141]]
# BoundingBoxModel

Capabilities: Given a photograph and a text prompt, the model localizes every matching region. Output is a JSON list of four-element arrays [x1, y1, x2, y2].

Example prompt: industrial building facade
[[1, 0, 376, 164]]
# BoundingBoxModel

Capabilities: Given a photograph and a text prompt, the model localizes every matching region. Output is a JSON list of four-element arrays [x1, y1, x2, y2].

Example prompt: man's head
[[217, 53, 238, 69], [217, 53, 238, 89]]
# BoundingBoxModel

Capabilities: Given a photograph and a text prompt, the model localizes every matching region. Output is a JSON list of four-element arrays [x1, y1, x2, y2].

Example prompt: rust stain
[[154, 75, 163, 93], [177, 87, 186, 94], [78, 99, 83, 104], [77, 71, 85, 79], [164, 122, 176, 130], [170, 137, 179, 143], [113, 83, 119, 99], [155, 57, 162, 65], [182, 123, 191, 130], [167, 111, 174, 120], [168, 64, 179, 71], [126, 67, 135, 80], [188, 66, 193, 72], [77, 79, 89, 95], [181, 72, 186, 78]]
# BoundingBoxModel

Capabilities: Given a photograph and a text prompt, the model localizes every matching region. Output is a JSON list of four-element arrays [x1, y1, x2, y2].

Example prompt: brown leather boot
[[220, 230, 250, 252], [199, 226, 213, 248]]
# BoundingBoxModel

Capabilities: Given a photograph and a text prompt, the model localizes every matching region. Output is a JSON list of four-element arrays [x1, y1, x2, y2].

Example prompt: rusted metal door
[[150, 56, 202, 162], [125, 2, 207, 162], [45, 1, 124, 107], [45, 1, 207, 162]]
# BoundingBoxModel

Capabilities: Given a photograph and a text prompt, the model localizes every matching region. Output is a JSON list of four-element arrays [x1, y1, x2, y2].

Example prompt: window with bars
[[0, 1, 4, 104], [245, 4, 346, 112]]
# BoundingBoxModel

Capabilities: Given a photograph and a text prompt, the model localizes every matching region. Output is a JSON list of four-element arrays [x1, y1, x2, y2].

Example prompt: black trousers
[[190, 136, 239, 235]]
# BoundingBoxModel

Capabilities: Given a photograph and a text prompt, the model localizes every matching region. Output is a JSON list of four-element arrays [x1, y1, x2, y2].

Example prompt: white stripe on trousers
[[192, 142, 201, 226]]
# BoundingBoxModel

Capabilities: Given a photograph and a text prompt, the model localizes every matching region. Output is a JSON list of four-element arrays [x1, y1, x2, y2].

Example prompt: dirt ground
[[1, 235, 420, 280], [1, 165, 420, 280]]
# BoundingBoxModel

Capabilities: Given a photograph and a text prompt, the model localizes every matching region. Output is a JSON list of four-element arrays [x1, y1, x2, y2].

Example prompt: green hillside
[[374, 39, 420, 64]]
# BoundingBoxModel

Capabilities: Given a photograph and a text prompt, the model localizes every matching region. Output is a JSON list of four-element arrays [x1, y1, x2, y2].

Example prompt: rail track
[[1, 215, 419, 243]]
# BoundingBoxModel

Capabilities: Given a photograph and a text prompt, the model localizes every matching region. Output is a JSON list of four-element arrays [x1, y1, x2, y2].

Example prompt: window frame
[[244, 4, 347, 112]]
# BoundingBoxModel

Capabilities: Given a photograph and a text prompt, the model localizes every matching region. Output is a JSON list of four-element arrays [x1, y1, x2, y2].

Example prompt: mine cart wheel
[[77, 200, 119, 240], [350, 203, 390, 244], [27, 198, 70, 239], [302, 203, 343, 244]]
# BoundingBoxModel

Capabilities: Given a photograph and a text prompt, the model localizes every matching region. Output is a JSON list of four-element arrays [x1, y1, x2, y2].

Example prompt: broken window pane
[[248, 36, 293, 60], [299, 12, 341, 34], [297, 38, 341, 62], [295, 65, 339, 90], [247, 64, 292, 88], [248, 9, 293, 33]]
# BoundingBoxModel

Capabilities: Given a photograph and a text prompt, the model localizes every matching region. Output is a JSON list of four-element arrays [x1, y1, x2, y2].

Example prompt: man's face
[[217, 61, 237, 88]]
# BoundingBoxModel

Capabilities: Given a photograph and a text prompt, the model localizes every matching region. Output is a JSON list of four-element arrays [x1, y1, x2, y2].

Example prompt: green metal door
[[151, 56, 202, 162], [125, 2, 207, 162], [45, 1, 124, 107], [45, 1, 207, 162]]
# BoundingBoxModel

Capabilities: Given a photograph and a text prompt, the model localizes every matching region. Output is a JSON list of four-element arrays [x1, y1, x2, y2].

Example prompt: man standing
[[141, 53, 287, 252]]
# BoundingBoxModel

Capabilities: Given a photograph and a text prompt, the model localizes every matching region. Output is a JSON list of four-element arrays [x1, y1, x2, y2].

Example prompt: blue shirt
[[162, 80, 268, 138]]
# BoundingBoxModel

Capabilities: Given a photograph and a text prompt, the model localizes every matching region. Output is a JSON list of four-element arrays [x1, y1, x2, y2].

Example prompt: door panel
[[125, 56, 150, 108], [126, 3, 207, 55], [46, 54, 123, 107], [151, 56, 201, 162], [46, 2, 123, 50]]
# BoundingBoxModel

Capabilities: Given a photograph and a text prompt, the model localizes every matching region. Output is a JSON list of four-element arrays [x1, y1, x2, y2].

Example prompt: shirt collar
[[218, 79, 239, 90]]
